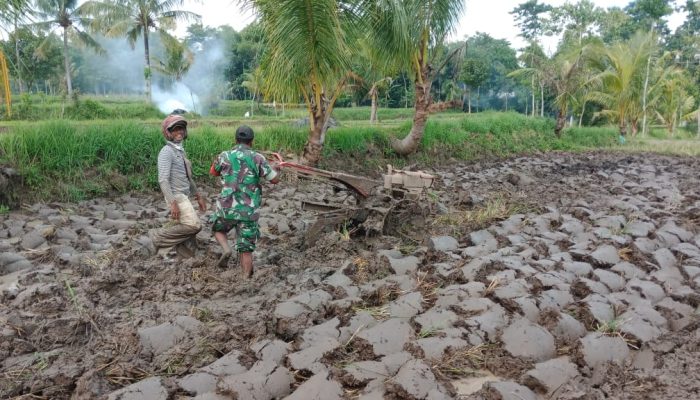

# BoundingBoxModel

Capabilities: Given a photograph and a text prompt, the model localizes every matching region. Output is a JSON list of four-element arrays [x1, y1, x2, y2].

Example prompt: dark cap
[[236, 125, 255, 141]]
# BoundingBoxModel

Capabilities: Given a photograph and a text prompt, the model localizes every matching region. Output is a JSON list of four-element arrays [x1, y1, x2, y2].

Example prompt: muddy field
[[1, 151, 699, 400]]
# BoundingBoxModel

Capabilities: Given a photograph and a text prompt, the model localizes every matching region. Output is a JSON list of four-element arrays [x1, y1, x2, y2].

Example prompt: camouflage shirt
[[211, 144, 277, 222]]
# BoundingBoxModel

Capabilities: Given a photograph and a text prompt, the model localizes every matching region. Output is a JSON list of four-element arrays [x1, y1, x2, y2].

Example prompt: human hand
[[196, 193, 207, 212], [170, 200, 180, 220]]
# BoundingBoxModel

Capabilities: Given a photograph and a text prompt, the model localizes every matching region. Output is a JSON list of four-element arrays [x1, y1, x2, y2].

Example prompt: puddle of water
[[452, 369, 502, 396]]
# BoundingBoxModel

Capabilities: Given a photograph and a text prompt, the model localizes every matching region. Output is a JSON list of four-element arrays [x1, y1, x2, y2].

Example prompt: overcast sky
[[177, 0, 687, 53]]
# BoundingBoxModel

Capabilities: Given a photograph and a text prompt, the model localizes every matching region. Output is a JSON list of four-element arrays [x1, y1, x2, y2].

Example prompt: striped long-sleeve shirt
[[157, 142, 197, 204]]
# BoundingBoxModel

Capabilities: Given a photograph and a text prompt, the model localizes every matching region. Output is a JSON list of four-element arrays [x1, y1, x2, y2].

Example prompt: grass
[[483, 278, 501, 296], [614, 126, 700, 156], [414, 113, 618, 161], [63, 278, 83, 313], [190, 306, 214, 323], [346, 256, 371, 283], [434, 197, 534, 234], [207, 100, 421, 122], [596, 317, 625, 335], [432, 344, 488, 378], [418, 326, 441, 338], [351, 305, 390, 320], [595, 311, 641, 349], [4, 107, 696, 204], [623, 138, 700, 156], [4, 93, 164, 120], [0, 120, 234, 201]]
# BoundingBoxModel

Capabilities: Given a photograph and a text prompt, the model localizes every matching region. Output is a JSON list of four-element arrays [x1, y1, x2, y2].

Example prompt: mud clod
[[3, 152, 700, 400]]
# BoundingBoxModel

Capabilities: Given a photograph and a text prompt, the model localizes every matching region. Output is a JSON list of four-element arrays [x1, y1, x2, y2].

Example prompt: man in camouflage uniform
[[209, 125, 279, 277]]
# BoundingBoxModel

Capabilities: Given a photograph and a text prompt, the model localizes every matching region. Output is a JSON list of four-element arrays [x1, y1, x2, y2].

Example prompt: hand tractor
[[267, 153, 436, 246]]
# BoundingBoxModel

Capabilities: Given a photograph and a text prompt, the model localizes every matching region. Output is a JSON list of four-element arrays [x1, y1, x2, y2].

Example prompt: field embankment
[[0, 112, 619, 206]]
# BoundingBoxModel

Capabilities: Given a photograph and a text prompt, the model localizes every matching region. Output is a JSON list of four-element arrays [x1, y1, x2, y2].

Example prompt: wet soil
[[1, 151, 699, 399]]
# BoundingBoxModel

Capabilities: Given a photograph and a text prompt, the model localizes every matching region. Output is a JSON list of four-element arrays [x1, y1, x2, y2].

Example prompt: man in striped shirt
[[149, 114, 207, 258]]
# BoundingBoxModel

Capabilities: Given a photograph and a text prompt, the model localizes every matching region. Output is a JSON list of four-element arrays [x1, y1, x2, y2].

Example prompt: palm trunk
[[531, 77, 535, 117], [392, 67, 431, 155], [14, 18, 24, 94], [392, 76, 432, 155], [62, 29, 72, 96], [619, 121, 627, 137], [641, 25, 654, 137], [540, 84, 544, 117], [477, 86, 480, 112], [369, 85, 378, 124], [302, 108, 327, 165], [578, 100, 586, 127], [554, 112, 566, 138], [630, 119, 639, 136], [467, 89, 471, 113], [302, 89, 336, 165], [144, 28, 151, 101], [554, 109, 566, 137]]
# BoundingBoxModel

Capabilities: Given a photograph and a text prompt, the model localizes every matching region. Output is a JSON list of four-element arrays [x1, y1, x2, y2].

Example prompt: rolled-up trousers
[[150, 194, 202, 256]]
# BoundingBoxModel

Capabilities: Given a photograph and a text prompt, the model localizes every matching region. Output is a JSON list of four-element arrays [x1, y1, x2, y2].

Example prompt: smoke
[[180, 38, 227, 114], [76, 33, 228, 115], [152, 82, 200, 114], [151, 38, 226, 115], [79, 36, 148, 94]]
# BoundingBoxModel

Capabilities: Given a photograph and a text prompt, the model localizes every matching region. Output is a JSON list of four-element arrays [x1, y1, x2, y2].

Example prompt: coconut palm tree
[[654, 66, 695, 136], [33, 0, 103, 96], [1, 0, 33, 95], [89, 0, 200, 100], [509, 44, 591, 136], [153, 35, 193, 82], [548, 46, 591, 136], [587, 31, 654, 138], [347, 39, 396, 124], [517, 41, 547, 117], [244, 0, 360, 164], [366, 77, 392, 123], [241, 68, 264, 116], [0, 0, 23, 28], [367, 0, 465, 155]]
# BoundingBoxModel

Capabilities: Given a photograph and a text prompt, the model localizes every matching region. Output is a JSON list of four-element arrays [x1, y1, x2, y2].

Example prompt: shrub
[[65, 99, 112, 119]]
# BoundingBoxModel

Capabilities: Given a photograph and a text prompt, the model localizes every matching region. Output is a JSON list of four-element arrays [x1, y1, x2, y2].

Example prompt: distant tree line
[[1, 0, 699, 161]]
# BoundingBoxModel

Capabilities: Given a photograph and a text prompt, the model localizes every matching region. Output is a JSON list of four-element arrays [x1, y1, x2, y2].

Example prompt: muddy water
[[1, 152, 699, 399]]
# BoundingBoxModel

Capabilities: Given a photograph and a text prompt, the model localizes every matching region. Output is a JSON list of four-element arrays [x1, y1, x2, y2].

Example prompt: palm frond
[[257, 0, 351, 99], [70, 27, 105, 54], [126, 25, 141, 47]]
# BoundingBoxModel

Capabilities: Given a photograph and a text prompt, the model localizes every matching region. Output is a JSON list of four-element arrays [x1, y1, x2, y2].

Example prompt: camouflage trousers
[[150, 195, 202, 257], [210, 217, 260, 253]]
